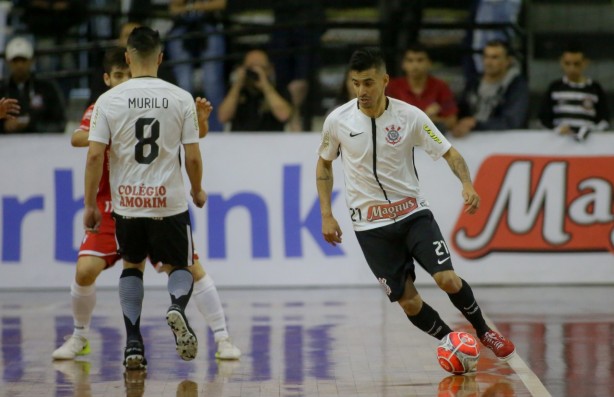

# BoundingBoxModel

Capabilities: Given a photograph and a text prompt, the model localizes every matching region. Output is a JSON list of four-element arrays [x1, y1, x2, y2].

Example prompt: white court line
[[484, 315, 553, 397]]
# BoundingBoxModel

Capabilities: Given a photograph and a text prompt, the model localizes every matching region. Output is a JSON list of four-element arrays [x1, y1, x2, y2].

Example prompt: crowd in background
[[0, 0, 610, 141]]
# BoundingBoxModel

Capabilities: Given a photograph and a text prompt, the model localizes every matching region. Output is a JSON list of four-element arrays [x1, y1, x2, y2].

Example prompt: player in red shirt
[[53, 47, 240, 362], [386, 43, 458, 133]]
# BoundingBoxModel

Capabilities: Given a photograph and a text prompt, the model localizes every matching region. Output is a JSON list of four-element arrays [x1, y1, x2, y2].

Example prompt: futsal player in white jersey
[[316, 47, 516, 361], [52, 47, 240, 363], [85, 27, 204, 369]]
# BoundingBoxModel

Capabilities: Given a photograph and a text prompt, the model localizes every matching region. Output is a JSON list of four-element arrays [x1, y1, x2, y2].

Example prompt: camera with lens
[[245, 69, 259, 83]]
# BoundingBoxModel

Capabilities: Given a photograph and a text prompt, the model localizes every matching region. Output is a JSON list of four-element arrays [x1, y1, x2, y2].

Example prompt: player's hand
[[462, 183, 480, 214], [0, 98, 20, 120], [322, 214, 343, 246], [83, 206, 102, 232], [191, 189, 207, 208], [195, 97, 213, 120]]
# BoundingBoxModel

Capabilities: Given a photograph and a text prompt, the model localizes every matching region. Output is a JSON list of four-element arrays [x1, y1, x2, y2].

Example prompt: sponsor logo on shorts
[[452, 155, 614, 258]]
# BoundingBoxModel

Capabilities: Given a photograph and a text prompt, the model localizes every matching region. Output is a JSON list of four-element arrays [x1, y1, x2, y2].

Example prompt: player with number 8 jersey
[[89, 77, 199, 217], [86, 26, 205, 369]]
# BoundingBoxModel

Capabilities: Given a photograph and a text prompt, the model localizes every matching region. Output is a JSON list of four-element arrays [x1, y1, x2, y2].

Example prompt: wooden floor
[[1, 285, 612, 397]]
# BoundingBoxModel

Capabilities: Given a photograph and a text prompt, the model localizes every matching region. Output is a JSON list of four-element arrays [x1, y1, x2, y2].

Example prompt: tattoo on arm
[[449, 154, 472, 184]]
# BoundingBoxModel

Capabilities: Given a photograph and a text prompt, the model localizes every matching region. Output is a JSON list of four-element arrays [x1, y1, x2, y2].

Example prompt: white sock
[[71, 280, 96, 339], [192, 274, 229, 342]]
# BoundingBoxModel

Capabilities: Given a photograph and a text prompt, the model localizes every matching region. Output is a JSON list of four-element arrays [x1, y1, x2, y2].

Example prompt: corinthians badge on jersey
[[385, 124, 402, 145]]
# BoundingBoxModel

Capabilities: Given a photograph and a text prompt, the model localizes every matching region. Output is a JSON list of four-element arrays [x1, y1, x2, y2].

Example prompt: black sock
[[407, 302, 453, 340], [119, 268, 144, 343], [447, 279, 489, 337], [168, 268, 194, 310]]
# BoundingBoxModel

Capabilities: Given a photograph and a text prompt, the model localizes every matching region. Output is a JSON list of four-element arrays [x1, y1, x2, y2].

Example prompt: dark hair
[[127, 26, 161, 56], [562, 43, 585, 56], [103, 46, 128, 74], [405, 43, 430, 57], [349, 47, 386, 73], [484, 39, 512, 56]]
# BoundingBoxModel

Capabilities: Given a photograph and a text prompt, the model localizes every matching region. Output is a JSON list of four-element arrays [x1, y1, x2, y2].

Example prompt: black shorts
[[113, 211, 194, 268], [355, 209, 454, 302]]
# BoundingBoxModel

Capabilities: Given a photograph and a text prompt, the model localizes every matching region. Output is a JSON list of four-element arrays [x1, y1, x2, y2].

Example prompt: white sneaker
[[215, 338, 241, 360], [52, 335, 90, 360]]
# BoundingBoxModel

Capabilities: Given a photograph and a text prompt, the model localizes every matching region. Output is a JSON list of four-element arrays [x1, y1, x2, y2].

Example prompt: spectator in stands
[[453, 40, 528, 137], [88, 21, 177, 104], [166, 0, 227, 132], [218, 49, 292, 132], [538, 45, 609, 141], [0, 37, 66, 134], [386, 44, 458, 133], [270, 0, 325, 132]]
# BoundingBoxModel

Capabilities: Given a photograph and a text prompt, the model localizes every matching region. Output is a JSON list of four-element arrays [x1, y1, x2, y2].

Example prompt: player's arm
[[84, 141, 106, 230], [195, 97, 213, 138], [442, 147, 480, 214], [316, 156, 342, 245], [71, 129, 89, 147], [184, 143, 206, 208]]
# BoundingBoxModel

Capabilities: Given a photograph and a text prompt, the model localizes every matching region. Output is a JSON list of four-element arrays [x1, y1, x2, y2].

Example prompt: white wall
[[0, 131, 612, 289]]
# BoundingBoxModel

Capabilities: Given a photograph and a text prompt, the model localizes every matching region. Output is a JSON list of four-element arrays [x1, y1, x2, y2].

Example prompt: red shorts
[[78, 209, 120, 268]]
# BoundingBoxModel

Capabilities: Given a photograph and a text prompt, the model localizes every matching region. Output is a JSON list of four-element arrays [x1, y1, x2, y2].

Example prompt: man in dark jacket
[[453, 40, 528, 137], [0, 36, 66, 134]]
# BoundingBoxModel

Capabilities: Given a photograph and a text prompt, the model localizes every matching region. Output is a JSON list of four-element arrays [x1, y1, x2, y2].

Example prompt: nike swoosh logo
[[437, 256, 450, 265], [349, 132, 365, 137]]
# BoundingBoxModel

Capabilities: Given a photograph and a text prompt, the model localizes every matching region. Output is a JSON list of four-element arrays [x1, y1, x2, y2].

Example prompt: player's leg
[[409, 210, 516, 360], [119, 260, 147, 369], [114, 213, 149, 369], [52, 255, 106, 360], [397, 275, 453, 339], [190, 258, 241, 360], [150, 211, 198, 361], [355, 218, 452, 340]]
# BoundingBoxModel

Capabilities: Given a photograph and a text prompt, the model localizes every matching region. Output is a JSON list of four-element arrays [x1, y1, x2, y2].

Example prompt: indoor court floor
[[1, 285, 612, 397]]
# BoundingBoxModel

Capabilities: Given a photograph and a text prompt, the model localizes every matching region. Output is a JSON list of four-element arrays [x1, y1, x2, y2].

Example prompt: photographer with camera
[[218, 49, 293, 132]]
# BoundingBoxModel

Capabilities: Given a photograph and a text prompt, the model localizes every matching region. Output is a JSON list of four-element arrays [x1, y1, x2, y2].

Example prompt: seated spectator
[[0, 37, 66, 134], [538, 45, 609, 141], [453, 40, 528, 137], [218, 49, 293, 132], [386, 44, 458, 133], [166, 0, 227, 132]]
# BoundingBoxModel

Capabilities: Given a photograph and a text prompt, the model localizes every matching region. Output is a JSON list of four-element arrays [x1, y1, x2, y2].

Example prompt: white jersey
[[318, 97, 451, 231], [89, 77, 199, 217]]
